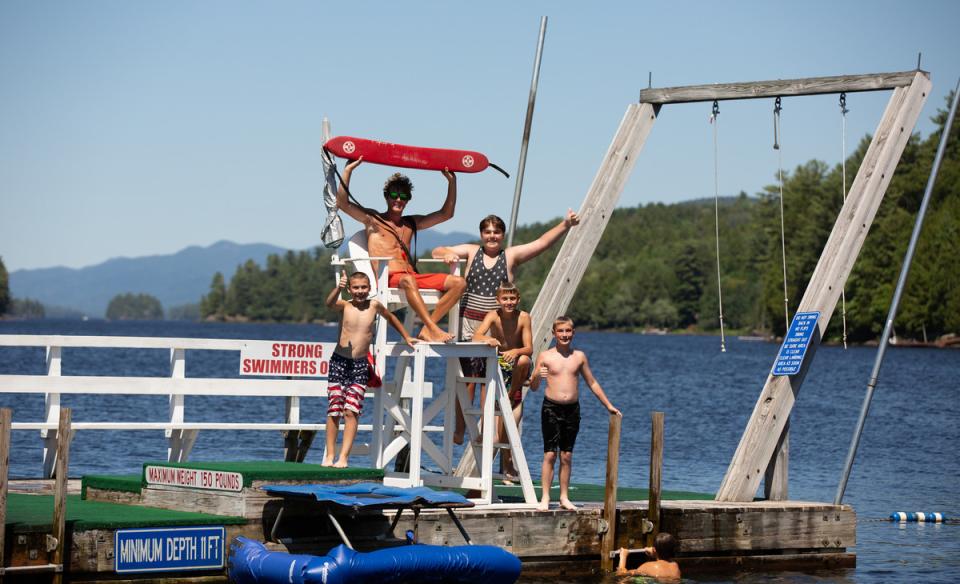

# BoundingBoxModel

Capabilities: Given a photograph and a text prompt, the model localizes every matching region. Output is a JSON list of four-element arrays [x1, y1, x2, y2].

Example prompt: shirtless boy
[[323, 271, 417, 467], [617, 532, 682, 581], [336, 158, 465, 342], [530, 316, 621, 510], [471, 282, 532, 479]]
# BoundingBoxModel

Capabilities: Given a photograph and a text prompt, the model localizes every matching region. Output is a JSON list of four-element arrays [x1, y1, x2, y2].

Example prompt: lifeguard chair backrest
[[345, 230, 392, 305], [346, 230, 376, 285]]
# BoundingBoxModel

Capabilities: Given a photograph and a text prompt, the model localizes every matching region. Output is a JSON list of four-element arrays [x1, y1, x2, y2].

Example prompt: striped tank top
[[459, 250, 508, 340]]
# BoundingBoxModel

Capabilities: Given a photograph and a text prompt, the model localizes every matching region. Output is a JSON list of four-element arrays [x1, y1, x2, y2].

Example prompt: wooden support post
[[647, 412, 663, 546], [283, 430, 298, 462], [530, 103, 658, 355], [0, 408, 10, 580], [600, 413, 622, 572], [284, 431, 316, 463], [717, 71, 931, 502], [52, 407, 71, 584], [764, 418, 789, 500], [283, 394, 315, 462]]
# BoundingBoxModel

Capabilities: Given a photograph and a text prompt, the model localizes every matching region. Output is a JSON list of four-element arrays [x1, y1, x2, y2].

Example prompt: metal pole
[[835, 79, 960, 504], [506, 16, 547, 247]]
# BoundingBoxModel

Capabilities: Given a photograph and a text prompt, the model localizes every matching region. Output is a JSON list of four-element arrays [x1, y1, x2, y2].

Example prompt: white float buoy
[[889, 512, 945, 523]]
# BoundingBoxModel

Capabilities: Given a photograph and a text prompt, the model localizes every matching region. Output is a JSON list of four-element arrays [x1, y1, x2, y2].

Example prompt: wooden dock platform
[[3, 462, 855, 581]]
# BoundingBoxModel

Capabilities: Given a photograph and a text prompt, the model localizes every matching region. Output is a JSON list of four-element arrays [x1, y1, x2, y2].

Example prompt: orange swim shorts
[[388, 270, 448, 291]]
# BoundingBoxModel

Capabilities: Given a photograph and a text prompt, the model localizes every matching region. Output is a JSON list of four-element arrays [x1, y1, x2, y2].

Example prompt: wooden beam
[[600, 413, 622, 572], [647, 412, 664, 546], [639, 70, 925, 104], [764, 419, 789, 500], [51, 407, 71, 584], [530, 103, 657, 354], [716, 71, 931, 502]]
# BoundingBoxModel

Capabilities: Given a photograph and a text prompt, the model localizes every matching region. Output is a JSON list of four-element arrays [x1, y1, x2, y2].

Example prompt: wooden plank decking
[[5, 477, 855, 579]]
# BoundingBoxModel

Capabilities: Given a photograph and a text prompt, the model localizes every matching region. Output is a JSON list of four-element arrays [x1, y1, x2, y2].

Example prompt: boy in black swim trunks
[[530, 316, 620, 510], [472, 282, 532, 479]]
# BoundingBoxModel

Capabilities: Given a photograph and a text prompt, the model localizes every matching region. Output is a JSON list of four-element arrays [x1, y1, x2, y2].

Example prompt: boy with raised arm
[[530, 316, 621, 510], [432, 210, 580, 444], [617, 532, 682, 581], [323, 271, 417, 467], [336, 158, 465, 342], [470, 282, 532, 479]]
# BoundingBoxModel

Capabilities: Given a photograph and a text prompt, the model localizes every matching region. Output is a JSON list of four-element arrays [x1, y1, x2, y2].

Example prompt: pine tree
[[0, 256, 9, 315]]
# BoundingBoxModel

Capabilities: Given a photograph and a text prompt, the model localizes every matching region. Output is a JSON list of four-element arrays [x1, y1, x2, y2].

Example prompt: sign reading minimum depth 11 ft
[[115, 526, 224, 573], [239, 341, 335, 377], [772, 311, 821, 376]]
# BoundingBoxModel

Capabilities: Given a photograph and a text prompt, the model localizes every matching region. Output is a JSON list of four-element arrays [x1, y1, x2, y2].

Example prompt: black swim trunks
[[541, 396, 580, 453]]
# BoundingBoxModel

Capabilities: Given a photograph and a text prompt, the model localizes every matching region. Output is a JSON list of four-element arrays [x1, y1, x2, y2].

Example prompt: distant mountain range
[[9, 231, 474, 318]]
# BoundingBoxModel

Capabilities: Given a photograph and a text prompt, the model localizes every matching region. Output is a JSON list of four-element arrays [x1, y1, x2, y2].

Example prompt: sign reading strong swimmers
[[239, 341, 335, 377]]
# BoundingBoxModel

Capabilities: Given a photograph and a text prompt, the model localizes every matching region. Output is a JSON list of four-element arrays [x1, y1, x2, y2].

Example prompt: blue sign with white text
[[115, 526, 224, 573], [772, 311, 821, 376]]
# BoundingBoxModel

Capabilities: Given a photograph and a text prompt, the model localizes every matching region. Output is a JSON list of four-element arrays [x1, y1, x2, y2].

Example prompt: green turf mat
[[142, 460, 383, 487], [81, 474, 142, 499], [5, 493, 245, 533], [491, 482, 713, 502]]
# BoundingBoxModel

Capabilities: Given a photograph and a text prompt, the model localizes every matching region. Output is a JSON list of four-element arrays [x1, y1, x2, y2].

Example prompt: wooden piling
[[647, 411, 664, 546], [600, 413, 622, 572], [0, 408, 10, 581], [52, 407, 71, 584]]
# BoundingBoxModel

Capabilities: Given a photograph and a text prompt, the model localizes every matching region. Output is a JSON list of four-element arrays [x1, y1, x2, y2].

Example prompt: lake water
[[0, 319, 957, 583]]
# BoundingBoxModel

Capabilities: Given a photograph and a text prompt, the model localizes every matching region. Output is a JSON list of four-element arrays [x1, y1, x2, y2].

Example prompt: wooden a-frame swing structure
[[528, 69, 931, 502]]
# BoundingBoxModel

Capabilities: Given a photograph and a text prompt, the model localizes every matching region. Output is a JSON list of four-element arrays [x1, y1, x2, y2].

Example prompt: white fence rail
[[0, 334, 338, 476]]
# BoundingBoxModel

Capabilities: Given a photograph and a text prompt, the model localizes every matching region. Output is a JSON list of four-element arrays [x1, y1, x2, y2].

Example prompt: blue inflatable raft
[[229, 537, 521, 584], [229, 482, 521, 583]]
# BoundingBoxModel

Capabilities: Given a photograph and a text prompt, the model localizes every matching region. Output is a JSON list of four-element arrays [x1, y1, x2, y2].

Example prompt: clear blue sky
[[2, 1, 958, 271]]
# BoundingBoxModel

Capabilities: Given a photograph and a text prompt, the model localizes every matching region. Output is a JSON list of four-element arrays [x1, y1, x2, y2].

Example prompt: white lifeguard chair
[[331, 230, 536, 505]]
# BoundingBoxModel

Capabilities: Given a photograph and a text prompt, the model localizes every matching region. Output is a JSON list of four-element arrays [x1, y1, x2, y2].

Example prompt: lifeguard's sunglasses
[[387, 191, 412, 201]]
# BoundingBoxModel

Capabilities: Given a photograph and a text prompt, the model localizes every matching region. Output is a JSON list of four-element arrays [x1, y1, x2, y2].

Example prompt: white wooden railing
[[0, 334, 342, 477]]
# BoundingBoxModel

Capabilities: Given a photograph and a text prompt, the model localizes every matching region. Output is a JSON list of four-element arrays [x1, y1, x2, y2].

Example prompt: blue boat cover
[[229, 537, 521, 584], [261, 482, 473, 509]]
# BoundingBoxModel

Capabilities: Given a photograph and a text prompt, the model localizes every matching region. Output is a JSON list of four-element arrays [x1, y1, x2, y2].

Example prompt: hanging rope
[[773, 97, 790, 332], [710, 100, 726, 352], [839, 92, 849, 349]]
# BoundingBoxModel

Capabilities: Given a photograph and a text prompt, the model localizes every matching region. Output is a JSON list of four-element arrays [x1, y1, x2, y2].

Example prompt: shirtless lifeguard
[[530, 316, 620, 510], [323, 271, 417, 468], [336, 158, 465, 342]]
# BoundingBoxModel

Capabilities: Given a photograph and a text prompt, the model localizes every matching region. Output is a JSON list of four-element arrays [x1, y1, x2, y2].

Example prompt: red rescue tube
[[324, 136, 491, 174]]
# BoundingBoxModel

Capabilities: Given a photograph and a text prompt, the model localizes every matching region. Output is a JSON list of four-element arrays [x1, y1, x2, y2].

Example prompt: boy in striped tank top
[[432, 210, 580, 444]]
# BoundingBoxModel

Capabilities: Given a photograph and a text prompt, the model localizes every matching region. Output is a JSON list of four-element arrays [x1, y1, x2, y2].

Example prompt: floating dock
[[3, 460, 854, 581]]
